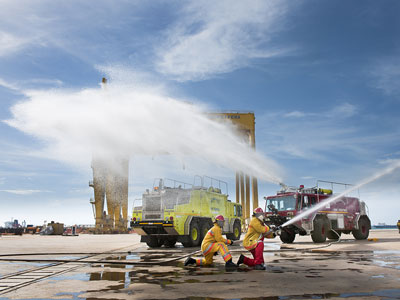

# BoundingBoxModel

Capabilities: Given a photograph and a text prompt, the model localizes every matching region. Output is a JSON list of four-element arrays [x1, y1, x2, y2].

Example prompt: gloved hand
[[229, 240, 234, 246], [273, 226, 282, 236]]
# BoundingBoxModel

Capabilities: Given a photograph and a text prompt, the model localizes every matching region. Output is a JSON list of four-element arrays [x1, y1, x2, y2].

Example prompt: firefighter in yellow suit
[[184, 215, 237, 270], [237, 207, 275, 270]]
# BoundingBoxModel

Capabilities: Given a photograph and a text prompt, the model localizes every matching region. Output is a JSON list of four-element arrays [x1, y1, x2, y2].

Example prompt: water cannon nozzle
[[279, 182, 288, 191]]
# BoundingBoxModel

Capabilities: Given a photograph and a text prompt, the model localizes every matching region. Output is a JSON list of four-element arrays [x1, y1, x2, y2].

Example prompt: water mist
[[5, 80, 282, 184]]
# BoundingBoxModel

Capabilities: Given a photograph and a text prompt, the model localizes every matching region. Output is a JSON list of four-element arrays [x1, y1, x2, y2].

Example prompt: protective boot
[[236, 254, 245, 266], [254, 264, 266, 270], [184, 257, 196, 266], [225, 259, 238, 271]]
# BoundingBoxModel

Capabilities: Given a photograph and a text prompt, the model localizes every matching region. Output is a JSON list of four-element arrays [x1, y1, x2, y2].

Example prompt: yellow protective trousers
[[196, 242, 232, 266]]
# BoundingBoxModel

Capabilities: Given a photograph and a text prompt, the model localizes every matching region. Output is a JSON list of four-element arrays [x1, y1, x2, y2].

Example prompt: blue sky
[[1, 1, 400, 226]]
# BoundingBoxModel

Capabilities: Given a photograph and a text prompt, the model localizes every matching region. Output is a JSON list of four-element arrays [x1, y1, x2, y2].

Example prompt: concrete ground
[[0, 229, 399, 300]]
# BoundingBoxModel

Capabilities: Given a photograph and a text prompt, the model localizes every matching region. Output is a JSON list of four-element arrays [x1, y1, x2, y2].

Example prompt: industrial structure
[[89, 79, 258, 232], [208, 112, 258, 222], [90, 156, 129, 233]]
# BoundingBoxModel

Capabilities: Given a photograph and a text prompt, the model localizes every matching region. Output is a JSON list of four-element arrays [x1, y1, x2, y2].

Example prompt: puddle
[[2, 289, 399, 300], [372, 259, 400, 270], [166, 288, 400, 299], [55, 291, 86, 299], [371, 274, 385, 278], [49, 273, 90, 281], [263, 242, 281, 250], [125, 254, 140, 260], [374, 250, 400, 255], [1, 246, 398, 300], [0, 261, 51, 267], [55, 256, 83, 260]]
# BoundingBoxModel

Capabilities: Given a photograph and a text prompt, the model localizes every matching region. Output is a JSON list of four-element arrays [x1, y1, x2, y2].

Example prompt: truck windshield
[[266, 196, 296, 211]]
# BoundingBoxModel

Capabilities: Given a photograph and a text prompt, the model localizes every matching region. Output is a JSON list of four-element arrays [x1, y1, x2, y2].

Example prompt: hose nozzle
[[273, 225, 282, 236]]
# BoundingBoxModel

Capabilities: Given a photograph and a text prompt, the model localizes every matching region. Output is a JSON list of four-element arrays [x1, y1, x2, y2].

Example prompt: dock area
[[0, 229, 399, 300]]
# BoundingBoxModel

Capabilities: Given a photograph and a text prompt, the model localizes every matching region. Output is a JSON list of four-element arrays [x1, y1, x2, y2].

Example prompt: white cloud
[[256, 102, 398, 162], [156, 0, 292, 81], [284, 103, 356, 119], [331, 102, 357, 117], [370, 57, 400, 96], [0, 78, 20, 91], [0, 31, 29, 57], [284, 111, 307, 118], [0, 77, 63, 93], [0, 1, 295, 81], [0, 1, 142, 62], [26, 78, 63, 87], [300, 176, 315, 180], [0, 189, 48, 195]]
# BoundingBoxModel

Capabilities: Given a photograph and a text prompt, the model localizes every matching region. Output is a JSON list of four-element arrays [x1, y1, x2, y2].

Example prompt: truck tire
[[227, 220, 241, 240], [280, 228, 296, 243], [352, 217, 370, 240], [163, 237, 177, 248], [327, 230, 341, 240], [311, 217, 329, 243], [146, 236, 163, 248], [200, 222, 211, 241], [182, 220, 201, 247]]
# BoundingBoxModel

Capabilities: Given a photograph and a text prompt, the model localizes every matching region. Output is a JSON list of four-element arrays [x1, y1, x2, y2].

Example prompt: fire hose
[[0, 231, 343, 266]]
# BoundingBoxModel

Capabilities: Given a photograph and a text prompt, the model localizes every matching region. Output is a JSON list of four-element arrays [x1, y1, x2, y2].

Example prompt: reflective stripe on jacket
[[201, 224, 230, 254], [243, 217, 270, 251]]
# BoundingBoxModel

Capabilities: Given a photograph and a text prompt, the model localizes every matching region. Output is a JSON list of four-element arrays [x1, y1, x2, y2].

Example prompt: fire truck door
[[337, 214, 344, 228]]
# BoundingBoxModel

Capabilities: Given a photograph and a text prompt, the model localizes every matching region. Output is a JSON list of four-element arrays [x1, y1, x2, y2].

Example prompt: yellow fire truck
[[131, 176, 242, 247]]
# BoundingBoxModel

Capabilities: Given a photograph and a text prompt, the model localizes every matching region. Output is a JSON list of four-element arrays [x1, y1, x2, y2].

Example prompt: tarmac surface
[[0, 229, 399, 300]]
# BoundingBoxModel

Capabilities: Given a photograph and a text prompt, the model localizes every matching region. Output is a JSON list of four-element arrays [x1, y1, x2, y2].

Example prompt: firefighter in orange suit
[[184, 215, 237, 270], [237, 207, 274, 270]]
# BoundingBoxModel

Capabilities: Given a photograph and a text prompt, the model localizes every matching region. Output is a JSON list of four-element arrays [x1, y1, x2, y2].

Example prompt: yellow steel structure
[[207, 112, 258, 222], [90, 157, 129, 233]]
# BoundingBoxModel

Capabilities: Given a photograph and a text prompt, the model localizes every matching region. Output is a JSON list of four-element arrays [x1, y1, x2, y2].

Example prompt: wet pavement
[[0, 230, 399, 299]]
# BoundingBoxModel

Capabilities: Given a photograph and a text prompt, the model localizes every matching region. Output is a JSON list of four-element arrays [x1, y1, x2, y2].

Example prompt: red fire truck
[[264, 181, 371, 243]]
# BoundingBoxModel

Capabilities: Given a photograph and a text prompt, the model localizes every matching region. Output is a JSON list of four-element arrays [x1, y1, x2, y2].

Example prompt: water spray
[[280, 160, 400, 228], [5, 80, 282, 184]]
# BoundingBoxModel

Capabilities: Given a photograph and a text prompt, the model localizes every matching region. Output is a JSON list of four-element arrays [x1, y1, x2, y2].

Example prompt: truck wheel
[[182, 221, 201, 247], [311, 217, 329, 243], [146, 236, 163, 248], [280, 228, 295, 243], [352, 217, 370, 240], [327, 230, 341, 240], [200, 222, 211, 241], [227, 221, 241, 240], [164, 237, 177, 248]]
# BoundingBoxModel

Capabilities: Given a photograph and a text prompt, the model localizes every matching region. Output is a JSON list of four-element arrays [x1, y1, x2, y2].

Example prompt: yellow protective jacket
[[201, 223, 231, 254], [243, 217, 271, 251]]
